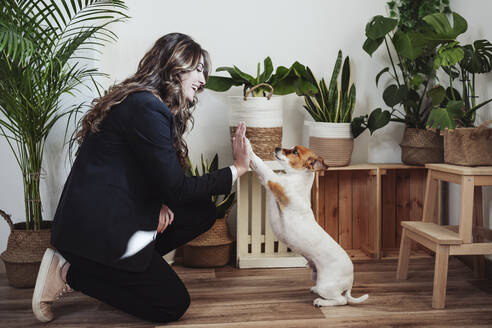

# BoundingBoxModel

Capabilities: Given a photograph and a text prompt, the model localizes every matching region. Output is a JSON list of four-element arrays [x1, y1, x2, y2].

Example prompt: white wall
[[1, 0, 491, 260]]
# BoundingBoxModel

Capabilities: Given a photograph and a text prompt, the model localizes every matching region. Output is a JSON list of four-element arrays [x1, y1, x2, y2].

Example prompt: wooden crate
[[312, 164, 431, 259], [235, 163, 435, 268], [236, 161, 307, 268]]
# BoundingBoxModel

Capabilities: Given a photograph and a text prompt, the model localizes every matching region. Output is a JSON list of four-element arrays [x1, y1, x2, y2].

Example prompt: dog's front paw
[[310, 286, 319, 294], [245, 138, 254, 155]]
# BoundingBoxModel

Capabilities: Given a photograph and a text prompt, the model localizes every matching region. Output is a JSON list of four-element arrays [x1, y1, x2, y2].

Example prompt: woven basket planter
[[307, 122, 353, 167], [443, 120, 492, 166], [0, 218, 52, 288], [183, 215, 234, 268], [229, 96, 283, 161], [400, 128, 443, 165]]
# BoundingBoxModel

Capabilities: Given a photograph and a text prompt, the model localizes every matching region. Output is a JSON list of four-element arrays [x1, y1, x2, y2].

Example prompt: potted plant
[[301, 50, 357, 167], [352, 0, 460, 165], [0, 0, 127, 287], [205, 58, 316, 160], [425, 19, 492, 165], [182, 154, 236, 267]]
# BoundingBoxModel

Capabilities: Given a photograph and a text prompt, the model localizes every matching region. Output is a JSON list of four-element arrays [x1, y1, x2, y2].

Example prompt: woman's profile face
[[180, 56, 206, 103]]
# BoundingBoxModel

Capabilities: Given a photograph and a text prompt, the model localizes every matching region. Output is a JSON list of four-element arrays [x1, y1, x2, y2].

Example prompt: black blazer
[[51, 91, 232, 271]]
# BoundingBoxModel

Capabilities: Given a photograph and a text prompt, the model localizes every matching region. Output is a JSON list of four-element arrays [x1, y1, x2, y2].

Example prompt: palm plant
[[303, 50, 356, 124], [0, 0, 128, 230]]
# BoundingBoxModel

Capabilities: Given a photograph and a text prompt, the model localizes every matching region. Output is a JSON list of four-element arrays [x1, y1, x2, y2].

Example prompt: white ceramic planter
[[307, 121, 354, 167], [228, 96, 283, 160]]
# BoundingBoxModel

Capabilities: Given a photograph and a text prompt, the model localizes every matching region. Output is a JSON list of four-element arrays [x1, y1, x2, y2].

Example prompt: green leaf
[[209, 153, 219, 172], [427, 86, 446, 106], [393, 30, 425, 60], [216, 66, 250, 84], [434, 42, 464, 69], [233, 65, 257, 85], [383, 84, 400, 107], [259, 57, 274, 82], [426, 100, 464, 130], [363, 37, 384, 56], [367, 108, 391, 134], [351, 115, 367, 138], [423, 12, 467, 40], [460, 39, 492, 74], [205, 76, 234, 92], [365, 15, 398, 40], [341, 55, 350, 97], [375, 67, 389, 87]]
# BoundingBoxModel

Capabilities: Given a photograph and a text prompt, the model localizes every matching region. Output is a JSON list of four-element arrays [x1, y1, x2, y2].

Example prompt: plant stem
[[385, 37, 401, 88]]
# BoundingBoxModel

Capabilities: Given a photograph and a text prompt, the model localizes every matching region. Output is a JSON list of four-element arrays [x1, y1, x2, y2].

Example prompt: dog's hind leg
[[313, 295, 347, 307]]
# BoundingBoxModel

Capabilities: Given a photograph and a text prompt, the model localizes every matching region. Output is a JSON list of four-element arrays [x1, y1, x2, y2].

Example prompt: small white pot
[[306, 121, 354, 167]]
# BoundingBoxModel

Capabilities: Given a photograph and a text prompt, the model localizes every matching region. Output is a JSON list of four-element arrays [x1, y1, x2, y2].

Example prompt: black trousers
[[59, 200, 217, 323]]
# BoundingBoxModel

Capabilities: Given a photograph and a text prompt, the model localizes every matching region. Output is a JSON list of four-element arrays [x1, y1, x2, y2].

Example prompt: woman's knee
[[153, 287, 190, 323]]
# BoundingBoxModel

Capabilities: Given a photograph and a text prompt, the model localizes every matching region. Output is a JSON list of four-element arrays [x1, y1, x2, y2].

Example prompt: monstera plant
[[352, 1, 461, 137], [426, 38, 492, 130]]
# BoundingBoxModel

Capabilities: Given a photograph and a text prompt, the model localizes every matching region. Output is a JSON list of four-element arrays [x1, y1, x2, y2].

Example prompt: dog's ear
[[307, 156, 328, 171]]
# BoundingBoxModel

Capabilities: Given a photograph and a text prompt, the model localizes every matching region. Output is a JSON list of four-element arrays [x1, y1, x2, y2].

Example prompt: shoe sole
[[32, 248, 55, 322]]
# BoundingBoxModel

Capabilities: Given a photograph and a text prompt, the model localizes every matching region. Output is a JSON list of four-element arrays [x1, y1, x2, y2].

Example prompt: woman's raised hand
[[232, 122, 250, 177]]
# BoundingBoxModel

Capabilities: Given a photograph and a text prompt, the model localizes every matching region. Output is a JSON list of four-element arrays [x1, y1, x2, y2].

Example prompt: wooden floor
[[1, 257, 492, 327]]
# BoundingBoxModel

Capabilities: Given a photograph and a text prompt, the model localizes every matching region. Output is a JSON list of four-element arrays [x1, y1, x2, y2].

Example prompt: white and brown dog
[[247, 140, 368, 307]]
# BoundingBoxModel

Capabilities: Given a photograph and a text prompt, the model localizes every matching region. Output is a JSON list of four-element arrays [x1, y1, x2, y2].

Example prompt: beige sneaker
[[32, 248, 72, 322]]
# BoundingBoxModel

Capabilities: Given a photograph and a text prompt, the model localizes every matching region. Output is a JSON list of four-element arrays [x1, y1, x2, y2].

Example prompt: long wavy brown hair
[[75, 33, 211, 167]]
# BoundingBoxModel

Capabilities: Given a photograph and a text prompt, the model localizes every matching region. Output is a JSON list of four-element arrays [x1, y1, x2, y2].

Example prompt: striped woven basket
[[307, 122, 353, 167], [0, 210, 52, 288]]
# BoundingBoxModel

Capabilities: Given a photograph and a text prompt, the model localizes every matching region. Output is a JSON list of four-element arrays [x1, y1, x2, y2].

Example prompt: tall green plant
[[352, 1, 461, 137], [303, 50, 356, 124], [0, 0, 128, 230]]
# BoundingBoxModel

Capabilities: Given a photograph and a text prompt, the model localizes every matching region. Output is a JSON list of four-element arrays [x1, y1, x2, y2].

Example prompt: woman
[[32, 33, 250, 323]]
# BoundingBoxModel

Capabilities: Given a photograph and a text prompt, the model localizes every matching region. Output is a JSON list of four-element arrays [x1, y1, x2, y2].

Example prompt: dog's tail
[[345, 288, 369, 304]]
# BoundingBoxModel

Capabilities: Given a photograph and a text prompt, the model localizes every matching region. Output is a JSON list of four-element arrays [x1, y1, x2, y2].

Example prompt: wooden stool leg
[[473, 186, 485, 279], [397, 228, 412, 280], [432, 245, 450, 309]]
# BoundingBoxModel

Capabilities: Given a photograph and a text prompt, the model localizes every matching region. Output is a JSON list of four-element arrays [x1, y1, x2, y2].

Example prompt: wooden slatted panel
[[352, 171, 367, 249], [323, 171, 339, 242], [396, 170, 410, 246], [237, 173, 250, 259], [251, 173, 263, 255], [338, 171, 352, 249], [264, 189, 275, 254], [366, 173, 377, 255], [382, 170, 397, 249]]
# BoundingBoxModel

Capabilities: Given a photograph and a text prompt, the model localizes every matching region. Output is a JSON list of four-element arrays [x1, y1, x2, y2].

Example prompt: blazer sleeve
[[120, 92, 232, 207]]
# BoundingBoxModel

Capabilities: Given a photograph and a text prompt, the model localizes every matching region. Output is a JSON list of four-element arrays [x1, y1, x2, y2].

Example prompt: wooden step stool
[[396, 163, 492, 309]]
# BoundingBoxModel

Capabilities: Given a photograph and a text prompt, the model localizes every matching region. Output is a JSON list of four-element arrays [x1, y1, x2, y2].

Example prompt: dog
[[246, 140, 368, 307]]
